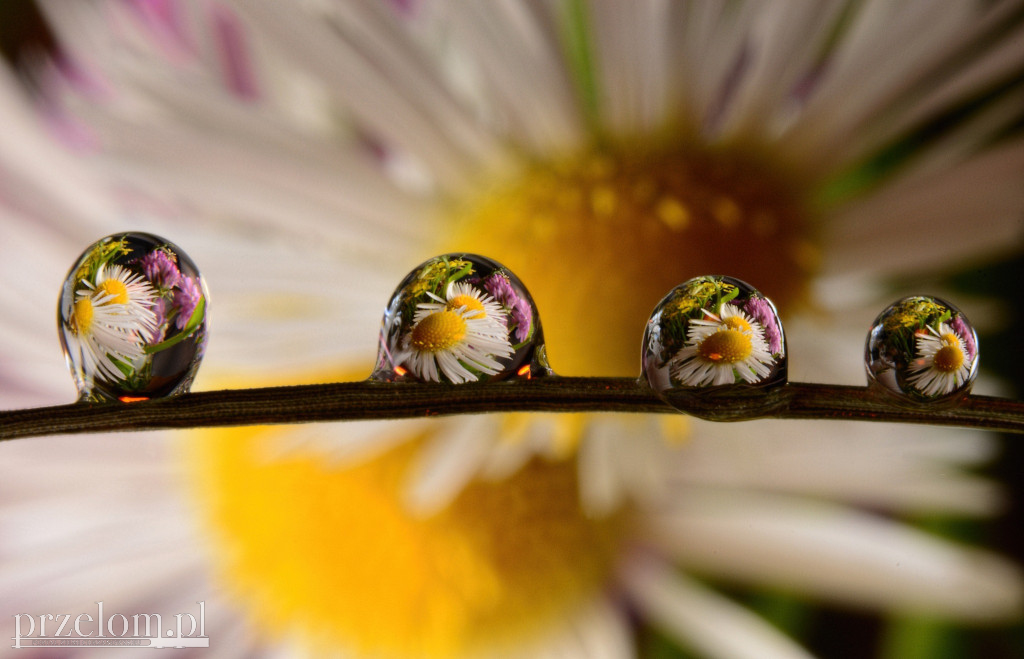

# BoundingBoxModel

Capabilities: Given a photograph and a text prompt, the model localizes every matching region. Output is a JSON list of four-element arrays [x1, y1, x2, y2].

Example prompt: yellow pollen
[[697, 329, 753, 364], [940, 332, 960, 346], [656, 197, 691, 230], [722, 315, 753, 333], [71, 298, 94, 335], [446, 295, 486, 319], [446, 144, 813, 376], [933, 344, 965, 373], [411, 311, 467, 353], [97, 279, 129, 304], [187, 426, 625, 657]]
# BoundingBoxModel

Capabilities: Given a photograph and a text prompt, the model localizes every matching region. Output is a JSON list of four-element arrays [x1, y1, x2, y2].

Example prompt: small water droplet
[[58, 232, 209, 402], [642, 275, 787, 419], [865, 296, 977, 405], [372, 254, 550, 383]]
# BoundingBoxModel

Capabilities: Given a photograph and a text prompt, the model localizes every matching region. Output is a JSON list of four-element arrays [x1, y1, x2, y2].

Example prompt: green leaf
[[446, 262, 474, 286], [108, 355, 134, 378], [719, 284, 741, 307], [144, 297, 205, 355]]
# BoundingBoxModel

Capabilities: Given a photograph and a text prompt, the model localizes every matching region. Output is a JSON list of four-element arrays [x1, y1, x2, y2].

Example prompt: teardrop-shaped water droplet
[[865, 296, 977, 405], [58, 232, 210, 402], [642, 275, 787, 419], [372, 254, 550, 383]]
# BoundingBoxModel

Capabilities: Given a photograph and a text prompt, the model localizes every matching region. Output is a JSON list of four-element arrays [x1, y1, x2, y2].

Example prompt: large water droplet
[[642, 275, 787, 419], [58, 232, 210, 402], [865, 296, 978, 405], [372, 254, 549, 383]]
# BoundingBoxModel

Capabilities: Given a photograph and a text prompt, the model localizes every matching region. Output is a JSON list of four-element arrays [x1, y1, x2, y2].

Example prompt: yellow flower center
[[940, 331, 959, 346], [446, 294, 486, 319], [410, 310, 468, 353], [188, 143, 814, 655], [187, 427, 625, 657], [447, 145, 813, 374], [71, 298, 94, 335], [97, 279, 129, 304], [933, 344, 965, 373], [697, 328, 754, 364], [723, 315, 753, 333]]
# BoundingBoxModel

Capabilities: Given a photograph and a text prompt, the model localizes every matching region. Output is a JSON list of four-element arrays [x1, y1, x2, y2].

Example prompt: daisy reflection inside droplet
[[642, 276, 787, 419], [865, 296, 978, 405], [372, 254, 548, 383], [58, 232, 210, 402]]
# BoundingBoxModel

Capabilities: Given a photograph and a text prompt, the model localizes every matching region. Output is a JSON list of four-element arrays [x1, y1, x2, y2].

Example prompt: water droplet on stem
[[865, 296, 977, 405], [642, 275, 787, 419], [372, 254, 550, 384], [58, 232, 209, 402]]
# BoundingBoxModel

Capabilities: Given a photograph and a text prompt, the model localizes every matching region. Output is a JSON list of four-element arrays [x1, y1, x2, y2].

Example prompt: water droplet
[[58, 233, 209, 402], [865, 296, 977, 405], [642, 275, 787, 419], [372, 254, 550, 383]]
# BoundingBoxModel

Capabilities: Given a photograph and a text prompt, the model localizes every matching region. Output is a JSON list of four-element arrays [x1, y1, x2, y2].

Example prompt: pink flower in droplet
[[483, 273, 531, 342], [141, 250, 181, 289], [173, 276, 202, 330], [742, 296, 783, 354], [951, 315, 977, 361]]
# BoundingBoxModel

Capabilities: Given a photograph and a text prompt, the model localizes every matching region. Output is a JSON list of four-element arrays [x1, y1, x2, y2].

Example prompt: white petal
[[429, 0, 584, 151], [717, 0, 846, 141], [622, 558, 814, 659], [252, 419, 425, 468], [577, 418, 622, 516], [675, 1, 759, 127], [823, 138, 1024, 277], [782, 0, 972, 166], [645, 490, 1024, 621], [232, 0, 505, 192], [404, 415, 494, 515], [832, 4, 1024, 163], [0, 64, 117, 237], [513, 596, 634, 659], [590, 0, 672, 134], [570, 597, 635, 659], [670, 417, 1003, 516], [479, 414, 537, 481]]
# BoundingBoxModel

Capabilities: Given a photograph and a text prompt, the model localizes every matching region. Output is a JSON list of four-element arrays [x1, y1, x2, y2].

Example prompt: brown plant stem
[[1, 378, 1022, 441]]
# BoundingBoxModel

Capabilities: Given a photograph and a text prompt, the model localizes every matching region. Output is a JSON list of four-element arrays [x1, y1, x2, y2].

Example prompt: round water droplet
[[58, 232, 210, 402], [372, 254, 550, 383], [865, 296, 977, 405], [642, 275, 787, 419]]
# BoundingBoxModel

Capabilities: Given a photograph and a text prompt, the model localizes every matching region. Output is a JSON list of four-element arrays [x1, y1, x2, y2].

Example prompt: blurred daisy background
[[1, 0, 1024, 657]]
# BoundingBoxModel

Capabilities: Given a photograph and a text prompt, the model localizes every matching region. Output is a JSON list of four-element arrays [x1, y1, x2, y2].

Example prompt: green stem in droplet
[[144, 297, 206, 355]]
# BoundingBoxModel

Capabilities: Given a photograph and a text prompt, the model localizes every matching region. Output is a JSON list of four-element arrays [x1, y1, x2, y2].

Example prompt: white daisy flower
[[395, 278, 515, 382], [0, 1, 1022, 657], [908, 323, 975, 397], [62, 263, 158, 385], [397, 288, 513, 383], [80, 262, 158, 331], [412, 280, 508, 326], [63, 293, 148, 383], [670, 304, 775, 387], [441, 281, 505, 322]]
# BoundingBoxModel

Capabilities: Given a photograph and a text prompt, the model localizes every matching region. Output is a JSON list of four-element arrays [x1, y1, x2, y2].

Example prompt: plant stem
[[2, 378, 1022, 441]]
